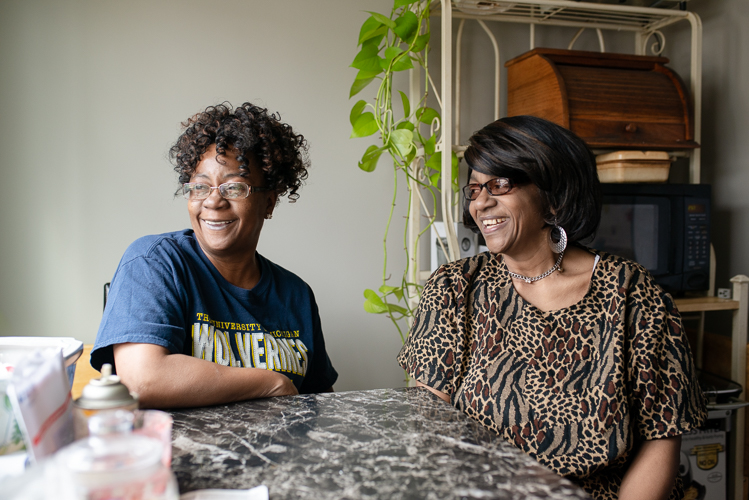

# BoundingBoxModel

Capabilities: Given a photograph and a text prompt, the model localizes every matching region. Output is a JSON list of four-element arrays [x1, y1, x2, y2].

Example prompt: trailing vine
[[348, 0, 459, 354]]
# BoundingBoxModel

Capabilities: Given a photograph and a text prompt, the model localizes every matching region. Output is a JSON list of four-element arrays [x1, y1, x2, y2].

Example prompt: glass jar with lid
[[55, 410, 178, 500]]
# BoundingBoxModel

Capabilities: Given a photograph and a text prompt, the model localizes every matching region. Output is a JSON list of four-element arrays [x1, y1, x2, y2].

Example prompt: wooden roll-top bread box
[[505, 48, 698, 150]]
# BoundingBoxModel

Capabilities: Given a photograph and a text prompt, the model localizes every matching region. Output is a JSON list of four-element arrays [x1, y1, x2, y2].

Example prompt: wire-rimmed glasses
[[462, 178, 515, 201], [182, 182, 270, 201]]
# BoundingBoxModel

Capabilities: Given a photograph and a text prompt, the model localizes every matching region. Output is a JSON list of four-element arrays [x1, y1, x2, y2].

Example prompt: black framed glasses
[[182, 182, 270, 201], [462, 177, 515, 201]]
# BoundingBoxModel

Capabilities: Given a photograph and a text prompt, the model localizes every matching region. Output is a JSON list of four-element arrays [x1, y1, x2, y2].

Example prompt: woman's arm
[[113, 343, 298, 409], [618, 435, 681, 500]]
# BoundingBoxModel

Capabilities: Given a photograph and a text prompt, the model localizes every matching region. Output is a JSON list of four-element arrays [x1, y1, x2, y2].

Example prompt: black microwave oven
[[588, 183, 711, 294]]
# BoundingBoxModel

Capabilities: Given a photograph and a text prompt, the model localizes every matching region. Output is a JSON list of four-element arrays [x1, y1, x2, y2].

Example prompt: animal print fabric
[[397, 251, 707, 499]]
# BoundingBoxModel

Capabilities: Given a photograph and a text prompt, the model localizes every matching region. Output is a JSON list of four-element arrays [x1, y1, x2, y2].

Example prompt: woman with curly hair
[[91, 102, 337, 408]]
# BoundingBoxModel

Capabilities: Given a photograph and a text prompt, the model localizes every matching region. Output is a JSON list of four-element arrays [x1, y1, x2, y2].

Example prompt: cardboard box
[[681, 429, 727, 500], [596, 150, 672, 183]]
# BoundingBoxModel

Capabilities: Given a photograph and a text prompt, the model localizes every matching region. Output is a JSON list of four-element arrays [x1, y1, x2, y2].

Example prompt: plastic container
[[0, 337, 82, 456], [0, 336, 83, 389], [596, 150, 673, 183]]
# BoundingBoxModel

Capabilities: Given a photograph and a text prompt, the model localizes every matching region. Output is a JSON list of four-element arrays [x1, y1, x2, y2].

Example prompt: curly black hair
[[462, 115, 602, 244], [170, 102, 310, 201]]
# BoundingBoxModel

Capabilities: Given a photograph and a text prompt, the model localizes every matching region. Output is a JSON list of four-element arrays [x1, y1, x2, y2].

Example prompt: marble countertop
[[169, 387, 589, 499]]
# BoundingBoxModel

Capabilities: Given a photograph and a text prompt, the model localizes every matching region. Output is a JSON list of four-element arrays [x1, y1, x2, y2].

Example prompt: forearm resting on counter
[[113, 343, 298, 409], [619, 435, 681, 500]]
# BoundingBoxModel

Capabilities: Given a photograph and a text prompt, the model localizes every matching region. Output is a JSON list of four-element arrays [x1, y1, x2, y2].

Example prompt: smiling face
[[187, 144, 277, 263], [468, 170, 548, 257]]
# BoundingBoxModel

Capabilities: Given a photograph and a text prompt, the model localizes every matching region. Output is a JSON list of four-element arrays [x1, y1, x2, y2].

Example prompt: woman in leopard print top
[[397, 116, 706, 500]]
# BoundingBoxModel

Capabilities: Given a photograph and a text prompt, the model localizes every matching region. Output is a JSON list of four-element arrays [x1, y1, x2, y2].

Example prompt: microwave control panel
[[684, 198, 710, 270]]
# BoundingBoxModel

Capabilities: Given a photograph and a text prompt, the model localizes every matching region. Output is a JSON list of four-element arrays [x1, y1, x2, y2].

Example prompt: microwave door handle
[[706, 397, 749, 411]]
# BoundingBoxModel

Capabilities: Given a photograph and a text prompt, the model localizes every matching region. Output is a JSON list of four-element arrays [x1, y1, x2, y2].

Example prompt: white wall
[[0, 0, 409, 391], [1, 0, 747, 390]]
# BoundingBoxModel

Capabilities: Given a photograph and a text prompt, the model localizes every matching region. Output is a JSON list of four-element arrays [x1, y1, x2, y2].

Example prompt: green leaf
[[394, 0, 419, 7], [389, 129, 414, 157], [425, 151, 441, 171], [361, 36, 382, 52], [429, 170, 440, 188], [423, 133, 436, 155], [399, 90, 410, 118], [412, 33, 430, 53], [392, 55, 414, 72], [414, 128, 426, 147], [358, 145, 383, 172], [364, 26, 388, 45], [424, 151, 460, 190], [382, 46, 404, 66], [404, 149, 417, 166], [351, 45, 383, 72], [366, 11, 396, 29], [379, 46, 414, 72], [396, 121, 414, 131], [350, 112, 379, 138], [375, 285, 407, 312], [358, 16, 385, 45], [361, 32, 386, 50], [349, 76, 376, 98], [393, 11, 418, 42], [355, 69, 382, 80], [363, 289, 388, 314], [416, 107, 440, 126], [386, 303, 409, 315], [350, 100, 367, 126]]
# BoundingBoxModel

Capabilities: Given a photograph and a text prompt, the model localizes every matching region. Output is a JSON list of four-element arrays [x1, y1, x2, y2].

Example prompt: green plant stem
[[382, 157, 406, 344]]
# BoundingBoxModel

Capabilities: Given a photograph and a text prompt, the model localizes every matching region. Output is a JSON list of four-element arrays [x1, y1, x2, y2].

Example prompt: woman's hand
[[619, 435, 682, 500], [113, 343, 298, 409]]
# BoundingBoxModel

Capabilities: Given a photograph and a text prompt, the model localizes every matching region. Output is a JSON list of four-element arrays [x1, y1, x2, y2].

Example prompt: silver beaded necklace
[[506, 251, 565, 284]]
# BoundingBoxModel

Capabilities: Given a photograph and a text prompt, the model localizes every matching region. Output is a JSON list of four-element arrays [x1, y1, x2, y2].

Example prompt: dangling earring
[[549, 221, 567, 254], [265, 213, 273, 220]]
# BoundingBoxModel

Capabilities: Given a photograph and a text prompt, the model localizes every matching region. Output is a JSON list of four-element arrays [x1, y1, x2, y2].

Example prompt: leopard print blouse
[[397, 251, 707, 500]]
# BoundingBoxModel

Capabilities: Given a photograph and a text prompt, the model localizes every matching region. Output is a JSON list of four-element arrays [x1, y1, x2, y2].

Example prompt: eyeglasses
[[182, 182, 270, 201], [462, 177, 515, 201]]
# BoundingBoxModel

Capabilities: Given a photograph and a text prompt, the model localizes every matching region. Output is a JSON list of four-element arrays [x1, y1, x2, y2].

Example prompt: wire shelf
[[443, 0, 692, 31]]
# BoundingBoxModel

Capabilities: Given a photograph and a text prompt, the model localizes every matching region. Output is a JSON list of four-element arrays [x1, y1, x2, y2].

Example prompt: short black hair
[[170, 102, 310, 201], [462, 115, 601, 244]]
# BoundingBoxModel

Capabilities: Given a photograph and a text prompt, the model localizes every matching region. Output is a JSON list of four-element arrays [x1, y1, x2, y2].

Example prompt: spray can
[[73, 363, 138, 439]]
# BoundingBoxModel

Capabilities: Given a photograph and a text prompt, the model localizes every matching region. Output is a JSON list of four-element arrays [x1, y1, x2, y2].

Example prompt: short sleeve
[[298, 288, 338, 394], [625, 271, 707, 439], [91, 255, 187, 372], [397, 267, 466, 397]]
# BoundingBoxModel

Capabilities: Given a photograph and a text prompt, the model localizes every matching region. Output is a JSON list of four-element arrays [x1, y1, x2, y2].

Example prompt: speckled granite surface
[[169, 387, 589, 499]]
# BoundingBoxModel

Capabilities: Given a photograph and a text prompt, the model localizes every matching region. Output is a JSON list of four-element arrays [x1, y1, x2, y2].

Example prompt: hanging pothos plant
[[348, 0, 459, 347]]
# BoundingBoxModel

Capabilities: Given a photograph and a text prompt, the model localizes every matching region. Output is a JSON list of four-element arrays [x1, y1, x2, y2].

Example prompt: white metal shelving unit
[[404, 2, 746, 499], [408, 0, 704, 294]]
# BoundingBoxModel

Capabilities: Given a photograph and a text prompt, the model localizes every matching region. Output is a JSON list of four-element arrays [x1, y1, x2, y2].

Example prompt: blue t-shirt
[[91, 229, 338, 394]]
